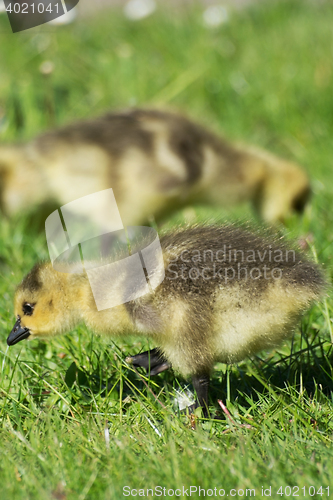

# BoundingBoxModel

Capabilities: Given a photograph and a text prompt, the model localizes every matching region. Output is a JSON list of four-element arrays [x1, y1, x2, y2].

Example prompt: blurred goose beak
[[7, 317, 30, 346]]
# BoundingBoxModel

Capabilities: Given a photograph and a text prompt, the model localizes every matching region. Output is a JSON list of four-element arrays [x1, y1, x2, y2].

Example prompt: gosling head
[[7, 263, 80, 346], [258, 160, 311, 223]]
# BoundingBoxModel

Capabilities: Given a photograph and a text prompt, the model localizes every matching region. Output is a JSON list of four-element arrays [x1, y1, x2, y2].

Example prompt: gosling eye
[[22, 303, 35, 316]]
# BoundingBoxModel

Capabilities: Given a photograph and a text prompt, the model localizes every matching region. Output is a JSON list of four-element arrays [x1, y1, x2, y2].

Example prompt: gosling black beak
[[7, 318, 30, 346]]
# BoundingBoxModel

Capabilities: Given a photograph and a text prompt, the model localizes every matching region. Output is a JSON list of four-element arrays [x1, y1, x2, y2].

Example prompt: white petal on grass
[[203, 5, 229, 28], [174, 388, 195, 411], [39, 60, 55, 75], [48, 6, 77, 25], [104, 424, 110, 450], [124, 0, 156, 21]]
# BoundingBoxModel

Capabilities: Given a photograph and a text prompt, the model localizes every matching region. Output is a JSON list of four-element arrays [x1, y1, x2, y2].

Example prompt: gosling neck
[[66, 271, 134, 336]]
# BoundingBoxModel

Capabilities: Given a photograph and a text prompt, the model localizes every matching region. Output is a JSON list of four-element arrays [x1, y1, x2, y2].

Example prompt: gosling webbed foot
[[126, 348, 171, 376], [126, 352, 210, 418]]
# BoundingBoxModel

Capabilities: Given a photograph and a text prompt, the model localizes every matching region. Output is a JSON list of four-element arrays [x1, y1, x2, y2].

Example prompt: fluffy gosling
[[0, 108, 309, 224], [8, 225, 326, 415]]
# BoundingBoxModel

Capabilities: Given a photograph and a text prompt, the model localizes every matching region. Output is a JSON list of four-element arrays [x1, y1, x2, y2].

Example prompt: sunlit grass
[[0, 0, 333, 498]]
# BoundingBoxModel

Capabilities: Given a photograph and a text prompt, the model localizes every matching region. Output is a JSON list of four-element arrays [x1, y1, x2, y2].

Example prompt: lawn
[[0, 0, 333, 498]]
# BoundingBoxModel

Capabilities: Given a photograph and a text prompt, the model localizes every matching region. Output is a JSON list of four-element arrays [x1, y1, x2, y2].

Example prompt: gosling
[[8, 225, 326, 415], [0, 108, 309, 224]]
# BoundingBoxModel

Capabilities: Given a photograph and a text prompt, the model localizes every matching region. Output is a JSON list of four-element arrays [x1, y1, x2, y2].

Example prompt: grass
[[0, 0, 333, 498]]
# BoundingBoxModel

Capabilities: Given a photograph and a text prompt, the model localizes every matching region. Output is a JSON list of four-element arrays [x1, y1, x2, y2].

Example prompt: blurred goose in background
[[0, 108, 310, 226]]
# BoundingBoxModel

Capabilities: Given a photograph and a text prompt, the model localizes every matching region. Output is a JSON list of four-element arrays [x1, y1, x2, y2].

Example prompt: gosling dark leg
[[192, 374, 210, 418], [126, 348, 171, 376]]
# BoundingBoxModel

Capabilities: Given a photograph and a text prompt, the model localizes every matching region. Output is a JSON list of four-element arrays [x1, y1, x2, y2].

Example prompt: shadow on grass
[[52, 329, 333, 420]]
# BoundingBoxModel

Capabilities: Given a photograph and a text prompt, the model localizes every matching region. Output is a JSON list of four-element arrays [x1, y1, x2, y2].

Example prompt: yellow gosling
[[8, 225, 327, 415]]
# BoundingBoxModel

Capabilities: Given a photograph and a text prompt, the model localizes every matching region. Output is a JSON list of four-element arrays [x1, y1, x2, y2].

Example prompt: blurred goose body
[[0, 109, 310, 224]]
